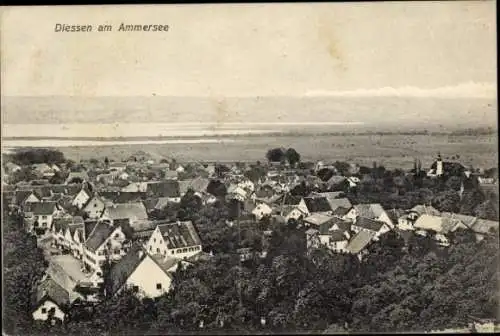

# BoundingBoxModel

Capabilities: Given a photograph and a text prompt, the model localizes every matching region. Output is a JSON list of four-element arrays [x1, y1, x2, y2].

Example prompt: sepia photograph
[[1, 2, 498, 334]]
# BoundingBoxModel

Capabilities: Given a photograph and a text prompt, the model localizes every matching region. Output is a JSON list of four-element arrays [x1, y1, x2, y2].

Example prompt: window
[[42, 215, 47, 219], [154, 238, 156, 243], [149, 246, 152, 251], [96, 272, 102, 276], [41, 308, 47, 314], [132, 285, 139, 293], [94, 203, 97, 207], [114, 233, 120, 238], [172, 250, 175, 254], [156, 248, 160, 253], [156, 283, 162, 290]]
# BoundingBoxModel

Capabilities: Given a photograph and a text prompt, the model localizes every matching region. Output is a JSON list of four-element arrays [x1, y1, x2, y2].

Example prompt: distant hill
[[2, 95, 496, 131]]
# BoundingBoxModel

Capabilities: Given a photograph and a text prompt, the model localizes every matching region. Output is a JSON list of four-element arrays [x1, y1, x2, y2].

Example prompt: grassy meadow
[[54, 133, 497, 170]]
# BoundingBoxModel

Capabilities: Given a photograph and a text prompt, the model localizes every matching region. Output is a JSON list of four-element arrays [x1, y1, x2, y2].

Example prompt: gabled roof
[[410, 205, 441, 216], [68, 221, 84, 236], [142, 197, 160, 212], [14, 189, 37, 205], [156, 221, 202, 249], [84, 220, 99, 240], [178, 181, 191, 195], [147, 181, 180, 198], [346, 230, 376, 254], [304, 213, 334, 226], [325, 198, 352, 212], [154, 197, 170, 210], [303, 197, 332, 213], [329, 217, 352, 232], [470, 219, 499, 235], [328, 230, 349, 242], [29, 201, 58, 215], [36, 277, 70, 308], [333, 206, 351, 217], [279, 194, 303, 206], [414, 214, 459, 234], [355, 203, 386, 219], [189, 177, 210, 193], [355, 217, 386, 232], [387, 209, 407, 224], [150, 254, 181, 272], [52, 217, 73, 233], [84, 222, 115, 252], [108, 243, 146, 295], [100, 191, 145, 204], [33, 186, 53, 198], [108, 243, 171, 295], [66, 171, 90, 184], [104, 202, 148, 222], [326, 175, 347, 186], [32, 163, 52, 172]]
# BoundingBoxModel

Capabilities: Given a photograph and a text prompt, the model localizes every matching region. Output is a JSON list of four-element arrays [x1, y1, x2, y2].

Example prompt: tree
[[266, 148, 285, 163], [474, 200, 498, 221], [3, 211, 48, 335], [285, 148, 301, 166], [432, 190, 460, 213], [445, 176, 462, 191], [460, 190, 485, 216], [207, 180, 227, 198]]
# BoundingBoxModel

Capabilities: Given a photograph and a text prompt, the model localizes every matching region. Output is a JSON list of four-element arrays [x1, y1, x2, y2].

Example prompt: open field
[[16, 133, 496, 170]]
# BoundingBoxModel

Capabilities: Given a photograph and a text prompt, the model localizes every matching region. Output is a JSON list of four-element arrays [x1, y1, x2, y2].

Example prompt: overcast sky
[[1, 2, 496, 98]]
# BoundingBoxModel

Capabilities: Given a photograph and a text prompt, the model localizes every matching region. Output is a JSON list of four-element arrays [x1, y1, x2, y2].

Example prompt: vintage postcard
[[1, 2, 498, 335]]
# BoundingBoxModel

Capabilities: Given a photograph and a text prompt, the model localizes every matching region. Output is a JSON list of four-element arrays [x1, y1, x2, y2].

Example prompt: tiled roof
[[150, 254, 180, 272], [36, 277, 70, 307], [157, 221, 202, 249], [14, 190, 36, 205], [29, 201, 57, 215], [142, 197, 160, 212], [304, 213, 334, 226], [328, 230, 348, 242], [304, 197, 332, 213], [355, 217, 386, 232], [155, 197, 170, 210], [178, 181, 191, 195], [66, 171, 90, 184], [411, 205, 441, 216], [189, 177, 210, 193], [84, 220, 98, 240], [108, 244, 172, 295], [470, 219, 499, 235], [346, 230, 376, 254], [280, 194, 303, 206], [333, 206, 350, 217], [325, 198, 352, 212], [387, 209, 406, 224], [108, 243, 145, 295], [326, 176, 347, 186], [413, 214, 459, 234], [146, 180, 180, 198], [355, 203, 385, 219], [329, 217, 351, 232], [84, 222, 115, 252], [52, 217, 73, 233], [104, 202, 148, 222], [100, 191, 145, 204]]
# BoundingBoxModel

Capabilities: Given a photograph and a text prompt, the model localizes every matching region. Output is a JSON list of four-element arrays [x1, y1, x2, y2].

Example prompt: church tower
[[436, 153, 443, 176]]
